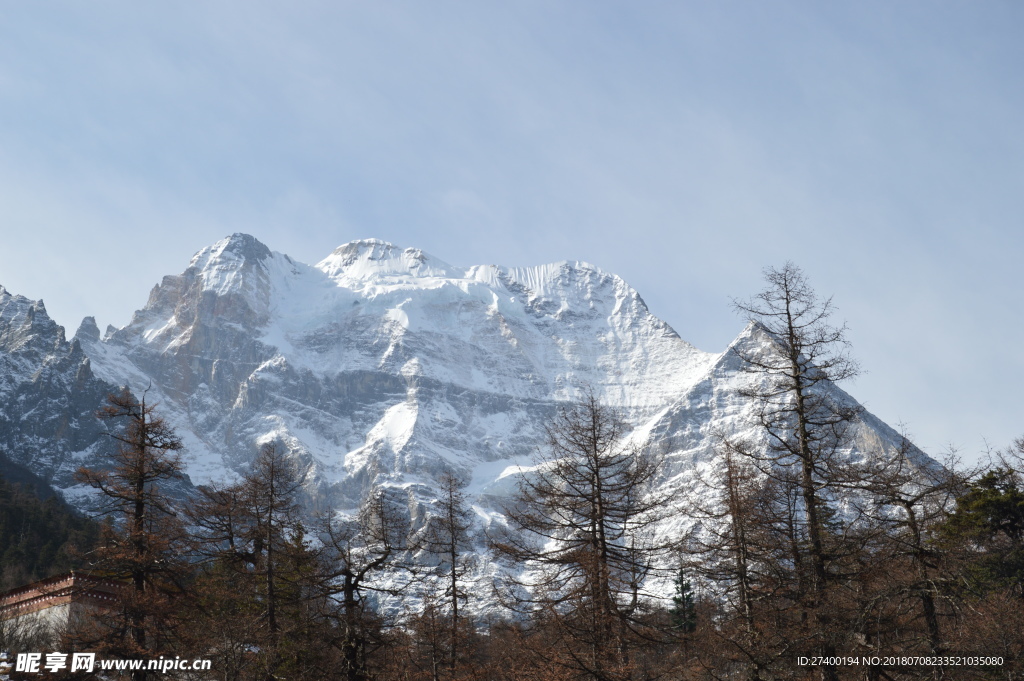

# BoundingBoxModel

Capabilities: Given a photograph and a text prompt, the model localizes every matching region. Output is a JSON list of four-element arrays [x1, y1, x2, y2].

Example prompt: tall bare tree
[[318, 489, 412, 681], [681, 443, 786, 681], [731, 263, 862, 681], [422, 471, 475, 678], [852, 436, 964, 662], [491, 392, 669, 681]]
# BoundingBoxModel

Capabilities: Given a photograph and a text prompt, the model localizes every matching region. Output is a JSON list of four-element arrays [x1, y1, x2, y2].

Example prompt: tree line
[[3, 263, 1023, 681]]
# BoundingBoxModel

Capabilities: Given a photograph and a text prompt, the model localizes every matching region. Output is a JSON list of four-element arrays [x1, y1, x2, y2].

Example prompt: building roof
[[0, 572, 122, 620]]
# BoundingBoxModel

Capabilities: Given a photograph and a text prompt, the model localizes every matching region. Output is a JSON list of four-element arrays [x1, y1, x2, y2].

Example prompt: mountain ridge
[[0, 234, 930, 554]]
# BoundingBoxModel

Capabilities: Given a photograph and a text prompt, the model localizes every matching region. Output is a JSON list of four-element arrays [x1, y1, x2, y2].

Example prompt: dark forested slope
[[0, 454, 100, 590]]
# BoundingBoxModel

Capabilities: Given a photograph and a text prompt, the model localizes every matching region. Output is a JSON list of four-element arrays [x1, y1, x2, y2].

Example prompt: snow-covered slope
[[73, 235, 720, 509]]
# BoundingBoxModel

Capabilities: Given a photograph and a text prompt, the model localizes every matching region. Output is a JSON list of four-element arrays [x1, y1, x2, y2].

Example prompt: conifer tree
[[929, 440, 1024, 677], [491, 392, 670, 681], [186, 442, 327, 681], [0, 471, 99, 589], [731, 263, 862, 681], [941, 456, 1024, 596], [75, 388, 187, 679], [669, 570, 696, 634]]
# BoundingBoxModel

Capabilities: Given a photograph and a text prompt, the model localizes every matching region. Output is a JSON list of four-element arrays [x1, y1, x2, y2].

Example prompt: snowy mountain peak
[[105, 234, 291, 359], [728, 319, 778, 351], [185, 233, 275, 297], [699, 321, 792, 378], [317, 239, 454, 282], [191, 232, 273, 268]]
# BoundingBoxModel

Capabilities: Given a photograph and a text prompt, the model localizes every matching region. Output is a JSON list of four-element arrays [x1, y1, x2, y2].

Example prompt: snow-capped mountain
[[1, 234, 923, 539]]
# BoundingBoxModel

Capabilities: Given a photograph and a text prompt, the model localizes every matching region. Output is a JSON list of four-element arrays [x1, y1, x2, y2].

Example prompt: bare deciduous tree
[[421, 471, 475, 678], [731, 263, 863, 681], [319, 489, 412, 681], [491, 392, 670, 681]]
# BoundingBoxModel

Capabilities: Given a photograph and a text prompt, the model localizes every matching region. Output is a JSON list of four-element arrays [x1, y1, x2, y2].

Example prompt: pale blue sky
[[0, 1, 1021, 458]]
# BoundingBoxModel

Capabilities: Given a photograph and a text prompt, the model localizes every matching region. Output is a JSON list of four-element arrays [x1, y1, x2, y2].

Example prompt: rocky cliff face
[[0, 287, 119, 491], [1, 235, 927, 562]]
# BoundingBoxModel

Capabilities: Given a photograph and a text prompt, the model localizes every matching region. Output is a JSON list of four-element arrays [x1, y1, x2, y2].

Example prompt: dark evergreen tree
[[669, 570, 696, 634], [941, 464, 1024, 596]]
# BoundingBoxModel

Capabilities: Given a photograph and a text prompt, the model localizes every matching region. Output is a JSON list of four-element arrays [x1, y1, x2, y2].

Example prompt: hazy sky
[[1, 1, 1021, 459]]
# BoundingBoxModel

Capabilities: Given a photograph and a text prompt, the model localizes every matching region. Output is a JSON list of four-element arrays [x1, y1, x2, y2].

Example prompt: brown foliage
[[73, 388, 188, 677]]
